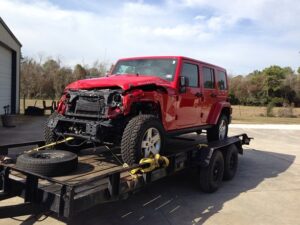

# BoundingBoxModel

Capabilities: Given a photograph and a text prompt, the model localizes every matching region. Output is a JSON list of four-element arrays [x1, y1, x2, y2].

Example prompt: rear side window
[[217, 71, 227, 90], [202, 67, 215, 89], [181, 63, 199, 87]]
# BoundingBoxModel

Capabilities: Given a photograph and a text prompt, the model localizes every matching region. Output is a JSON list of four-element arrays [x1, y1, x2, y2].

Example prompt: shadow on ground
[[65, 148, 295, 225]]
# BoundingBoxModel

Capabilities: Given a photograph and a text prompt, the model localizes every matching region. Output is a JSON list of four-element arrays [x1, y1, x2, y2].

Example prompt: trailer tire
[[199, 150, 224, 193], [16, 150, 78, 176], [223, 144, 238, 180], [207, 114, 228, 142], [121, 115, 165, 165]]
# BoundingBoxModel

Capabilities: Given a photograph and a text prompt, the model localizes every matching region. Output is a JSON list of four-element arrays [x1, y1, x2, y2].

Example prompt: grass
[[20, 99, 300, 124], [20, 99, 58, 115], [232, 116, 300, 124], [231, 105, 300, 124]]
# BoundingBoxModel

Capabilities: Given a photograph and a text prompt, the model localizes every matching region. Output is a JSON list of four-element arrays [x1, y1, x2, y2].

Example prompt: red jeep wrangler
[[45, 56, 231, 165]]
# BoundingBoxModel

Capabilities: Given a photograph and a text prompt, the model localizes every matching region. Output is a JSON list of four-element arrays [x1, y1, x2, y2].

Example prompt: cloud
[[0, 0, 299, 74]]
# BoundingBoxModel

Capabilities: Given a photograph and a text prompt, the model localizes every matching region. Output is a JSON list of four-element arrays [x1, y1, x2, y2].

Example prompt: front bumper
[[48, 117, 114, 143]]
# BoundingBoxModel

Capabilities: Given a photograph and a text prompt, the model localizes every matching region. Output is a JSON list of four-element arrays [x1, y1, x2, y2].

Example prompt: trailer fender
[[196, 134, 251, 167], [196, 145, 215, 167], [197, 145, 239, 167]]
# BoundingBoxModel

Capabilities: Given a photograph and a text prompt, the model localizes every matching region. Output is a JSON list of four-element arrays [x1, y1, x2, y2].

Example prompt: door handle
[[210, 93, 217, 97], [195, 92, 203, 98]]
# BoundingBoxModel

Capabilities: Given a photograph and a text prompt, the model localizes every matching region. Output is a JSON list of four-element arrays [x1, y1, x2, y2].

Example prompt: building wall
[[0, 46, 12, 115], [0, 21, 21, 114]]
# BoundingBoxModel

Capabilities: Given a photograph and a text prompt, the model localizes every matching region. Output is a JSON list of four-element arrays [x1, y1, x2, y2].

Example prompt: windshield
[[112, 58, 178, 81]]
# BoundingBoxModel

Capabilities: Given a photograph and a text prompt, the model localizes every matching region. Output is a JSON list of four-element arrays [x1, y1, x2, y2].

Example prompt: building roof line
[[0, 17, 22, 47]]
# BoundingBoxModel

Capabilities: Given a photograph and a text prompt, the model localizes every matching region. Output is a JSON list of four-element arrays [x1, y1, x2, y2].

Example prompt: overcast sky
[[1, 0, 300, 74]]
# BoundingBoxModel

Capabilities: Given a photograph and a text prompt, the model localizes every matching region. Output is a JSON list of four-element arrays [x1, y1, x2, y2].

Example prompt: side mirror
[[179, 76, 188, 93]]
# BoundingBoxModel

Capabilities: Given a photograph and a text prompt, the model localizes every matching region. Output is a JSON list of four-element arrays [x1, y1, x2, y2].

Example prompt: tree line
[[229, 66, 300, 107], [21, 56, 300, 107], [20, 57, 112, 99]]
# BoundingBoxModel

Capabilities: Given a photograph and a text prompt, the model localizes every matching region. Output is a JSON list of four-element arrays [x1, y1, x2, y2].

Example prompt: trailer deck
[[0, 134, 251, 219]]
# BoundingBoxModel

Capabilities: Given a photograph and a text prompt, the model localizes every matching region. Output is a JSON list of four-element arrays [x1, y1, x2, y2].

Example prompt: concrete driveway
[[0, 117, 299, 225]]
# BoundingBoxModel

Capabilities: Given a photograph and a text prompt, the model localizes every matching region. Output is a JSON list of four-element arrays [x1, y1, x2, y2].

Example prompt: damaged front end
[[50, 88, 125, 144]]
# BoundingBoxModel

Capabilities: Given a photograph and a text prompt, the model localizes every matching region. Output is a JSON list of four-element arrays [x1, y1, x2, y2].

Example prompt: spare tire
[[16, 150, 78, 176]]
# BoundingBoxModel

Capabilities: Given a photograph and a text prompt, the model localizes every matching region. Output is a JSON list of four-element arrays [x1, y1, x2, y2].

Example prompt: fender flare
[[196, 137, 244, 167], [207, 101, 231, 125]]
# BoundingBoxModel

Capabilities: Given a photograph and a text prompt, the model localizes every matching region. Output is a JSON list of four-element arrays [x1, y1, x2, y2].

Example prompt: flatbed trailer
[[0, 134, 251, 220]]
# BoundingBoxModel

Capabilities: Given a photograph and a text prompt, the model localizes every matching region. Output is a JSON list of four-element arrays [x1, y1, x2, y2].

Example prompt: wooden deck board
[[5, 150, 123, 190]]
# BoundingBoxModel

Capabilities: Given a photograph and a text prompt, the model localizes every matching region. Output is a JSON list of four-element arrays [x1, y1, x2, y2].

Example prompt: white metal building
[[0, 17, 21, 115]]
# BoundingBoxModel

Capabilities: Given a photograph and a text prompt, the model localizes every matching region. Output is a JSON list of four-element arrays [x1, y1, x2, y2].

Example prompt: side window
[[217, 71, 227, 90], [202, 67, 215, 89], [181, 63, 199, 87]]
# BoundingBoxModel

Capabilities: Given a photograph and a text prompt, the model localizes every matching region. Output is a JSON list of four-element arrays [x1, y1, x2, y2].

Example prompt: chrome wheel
[[218, 119, 227, 140], [141, 127, 161, 157]]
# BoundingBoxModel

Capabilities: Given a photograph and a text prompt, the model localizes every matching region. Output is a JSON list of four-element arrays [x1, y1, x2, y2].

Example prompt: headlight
[[108, 91, 123, 107]]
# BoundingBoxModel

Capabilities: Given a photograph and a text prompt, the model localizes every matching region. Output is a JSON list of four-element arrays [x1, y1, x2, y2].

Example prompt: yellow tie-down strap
[[198, 144, 208, 149], [25, 137, 75, 154], [130, 154, 169, 175]]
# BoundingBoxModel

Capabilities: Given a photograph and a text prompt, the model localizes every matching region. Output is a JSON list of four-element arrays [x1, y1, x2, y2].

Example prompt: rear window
[[203, 67, 215, 89], [217, 71, 227, 90]]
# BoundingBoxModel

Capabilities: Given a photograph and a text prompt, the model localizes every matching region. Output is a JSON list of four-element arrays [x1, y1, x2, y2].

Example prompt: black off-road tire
[[44, 112, 84, 153], [121, 115, 165, 165], [223, 144, 238, 180], [199, 150, 224, 193], [207, 114, 229, 142], [44, 112, 61, 146], [16, 150, 78, 176]]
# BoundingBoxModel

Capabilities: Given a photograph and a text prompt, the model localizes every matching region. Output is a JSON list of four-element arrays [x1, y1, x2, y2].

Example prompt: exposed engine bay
[[64, 88, 123, 118]]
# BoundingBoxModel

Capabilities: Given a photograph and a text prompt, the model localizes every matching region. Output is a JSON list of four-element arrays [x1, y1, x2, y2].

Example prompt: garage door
[[0, 46, 12, 115]]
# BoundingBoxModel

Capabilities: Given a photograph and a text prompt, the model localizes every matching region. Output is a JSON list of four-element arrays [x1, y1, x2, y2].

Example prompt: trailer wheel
[[16, 150, 78, 176], [223, 144, 238, 180], [199, 150, 224, 193], [44, 112, 83, 153], [121, 115, 165, 165], [207, 114, 228, 142]]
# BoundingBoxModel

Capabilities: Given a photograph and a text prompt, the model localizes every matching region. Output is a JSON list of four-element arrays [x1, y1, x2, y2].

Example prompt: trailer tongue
[[0, 134, 251, 220]]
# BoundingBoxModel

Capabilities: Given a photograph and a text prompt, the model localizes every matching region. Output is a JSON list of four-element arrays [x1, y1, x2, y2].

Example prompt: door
[[201, 66, 218, 123], [176, 62, 201, 127], [0, 46, 12, 115]]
